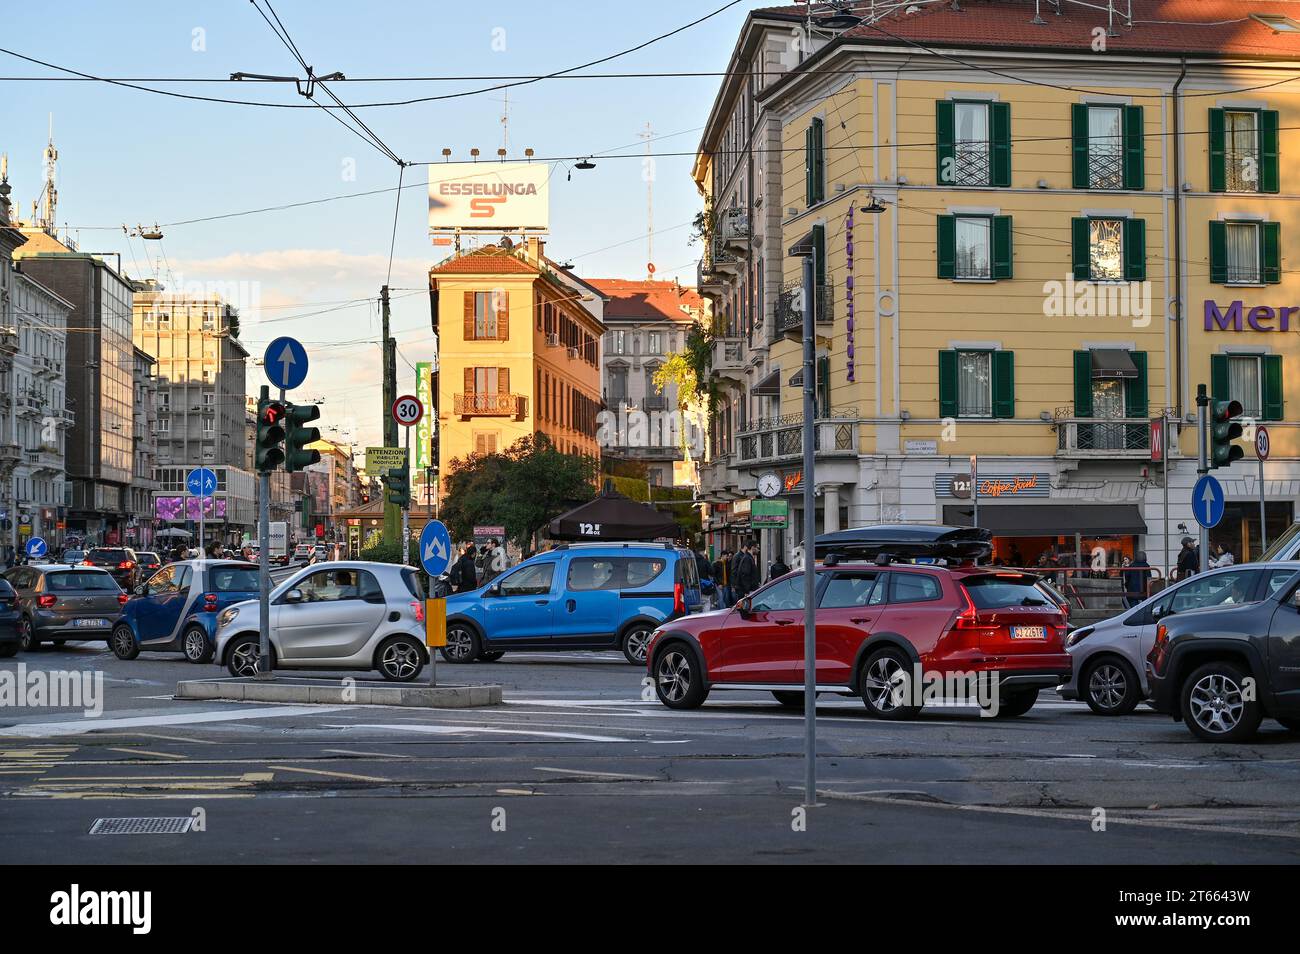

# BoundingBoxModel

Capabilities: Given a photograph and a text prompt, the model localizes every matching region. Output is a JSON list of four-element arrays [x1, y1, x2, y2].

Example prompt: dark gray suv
[[2, 564, 128, 651]]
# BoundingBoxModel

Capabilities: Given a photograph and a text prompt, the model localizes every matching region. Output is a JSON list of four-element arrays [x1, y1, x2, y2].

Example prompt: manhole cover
[[89, 817, 194, 835]]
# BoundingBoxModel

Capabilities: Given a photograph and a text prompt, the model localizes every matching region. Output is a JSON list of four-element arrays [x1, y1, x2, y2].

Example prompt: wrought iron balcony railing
[[453, 392, 523, 417]]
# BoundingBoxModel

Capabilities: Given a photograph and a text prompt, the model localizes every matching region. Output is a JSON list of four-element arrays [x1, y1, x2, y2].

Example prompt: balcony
[[718, 208, 751, 247], [454, 392, 524, 418], [0, 443, 21, 467], [0, 330, 17, 358], [25, 449, 62, 474], [735, 413, 858, 465], [16, 395, 44, 418], [1055, 418, 1153, 457], [602, 444, 684, 461], [34, 356, 60, 377], [711, 337, 745, 383], [56, 408, 75, 428], [775, 282, 834, 338]]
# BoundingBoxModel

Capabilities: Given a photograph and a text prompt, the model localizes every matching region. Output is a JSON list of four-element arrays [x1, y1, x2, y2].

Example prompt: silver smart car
[[1060, 561, 1300, 714]]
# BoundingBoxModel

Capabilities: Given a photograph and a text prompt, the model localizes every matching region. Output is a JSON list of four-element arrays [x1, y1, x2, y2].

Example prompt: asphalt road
[[2, 642, 1300, 864]]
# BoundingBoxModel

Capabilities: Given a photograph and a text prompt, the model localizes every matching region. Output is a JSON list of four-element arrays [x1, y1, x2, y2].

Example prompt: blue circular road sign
[[186, 467, 218, 498], [25, 537, 47, 559], [419, 520, 453, 578], [1192, 474, 1226, 530], [264, 336, 309, 391]]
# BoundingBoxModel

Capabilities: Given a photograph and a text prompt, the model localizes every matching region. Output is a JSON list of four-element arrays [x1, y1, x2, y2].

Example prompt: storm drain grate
[[89, 817, 194, 835]]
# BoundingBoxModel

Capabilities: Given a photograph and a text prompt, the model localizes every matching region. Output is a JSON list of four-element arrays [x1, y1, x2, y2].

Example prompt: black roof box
[[814, 524, 992, 562]]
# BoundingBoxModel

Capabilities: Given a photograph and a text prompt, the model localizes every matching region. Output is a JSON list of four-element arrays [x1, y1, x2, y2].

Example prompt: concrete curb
[[175, 678, 502, 708]]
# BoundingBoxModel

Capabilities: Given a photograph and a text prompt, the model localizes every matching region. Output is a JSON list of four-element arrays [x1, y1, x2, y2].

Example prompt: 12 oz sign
[[392, 395, 423, 427]]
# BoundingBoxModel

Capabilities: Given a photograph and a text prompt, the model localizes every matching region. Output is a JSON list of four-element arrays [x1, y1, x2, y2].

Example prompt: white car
[[213, 561, 429, 682]]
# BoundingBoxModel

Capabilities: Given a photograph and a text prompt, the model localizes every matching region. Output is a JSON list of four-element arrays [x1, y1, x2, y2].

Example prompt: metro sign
[[1204, 299, 1295, 332]]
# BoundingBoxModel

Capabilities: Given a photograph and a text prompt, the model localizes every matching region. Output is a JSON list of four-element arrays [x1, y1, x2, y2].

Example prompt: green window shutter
[[1260, 109, 1280, 194], [1262, 355, 1284, 421], [805, 125, 815, 206], [1073, 351, 1093, 418], [1072, 217, 1091, 280], [816, 354, 831, 417], [1071, 103, 1090, 189], [992, 351, 1015, 419], [1262, 221, 1281, 283], [1208, 108, 1226, 193], [1124, 351, 1148, 418], [805, 118, 825, 205], [1210, 353, 1229, 399], [938, 351, 958, 418], [1123, 105, 1145, 190], [1124, 218, 1146, 281], [992, 216, 1013, 279], [812, 223, 826, 288], [937, 216, 956, 279], [990, 101, 1011, 187], [1208, 221, 1228, 284], [937, 100, 955, 184]]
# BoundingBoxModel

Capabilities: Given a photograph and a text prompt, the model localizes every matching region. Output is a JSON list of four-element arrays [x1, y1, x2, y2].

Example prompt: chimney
[[527, 236, 545, 265]]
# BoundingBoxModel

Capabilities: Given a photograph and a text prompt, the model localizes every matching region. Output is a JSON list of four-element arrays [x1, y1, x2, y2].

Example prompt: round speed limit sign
[[392, 394, 424, 427], [1256, 424, 1271, 461]]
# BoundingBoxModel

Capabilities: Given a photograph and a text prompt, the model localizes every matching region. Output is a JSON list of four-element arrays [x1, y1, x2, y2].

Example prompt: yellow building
[[697, 1, 1300, 573], [429, 239, 605, 486]]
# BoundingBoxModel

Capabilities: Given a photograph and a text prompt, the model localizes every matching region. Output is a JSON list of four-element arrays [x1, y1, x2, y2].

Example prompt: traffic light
[[255, 388, 286, 473], [384, 464, 410, 508], [1209, 398, 1245, 469], [284, 402, 322, 473]]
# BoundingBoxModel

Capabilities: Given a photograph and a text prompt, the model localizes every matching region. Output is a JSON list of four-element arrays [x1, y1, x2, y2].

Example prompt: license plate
[[1011, 625, 1046, 640], [73, 618, 109, 628]]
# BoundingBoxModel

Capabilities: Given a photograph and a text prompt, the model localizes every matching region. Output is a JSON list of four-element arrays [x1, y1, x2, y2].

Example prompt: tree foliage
[[441, 433, 598, 549]]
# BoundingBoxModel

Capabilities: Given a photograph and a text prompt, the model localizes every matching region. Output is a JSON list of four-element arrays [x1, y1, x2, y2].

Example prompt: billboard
[[414, 361, 433, 471], [155, 496, 228, 521], [428, 162, 550, 232]]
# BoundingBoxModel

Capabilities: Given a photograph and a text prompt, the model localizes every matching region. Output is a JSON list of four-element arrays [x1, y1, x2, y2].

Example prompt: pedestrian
[[732, 541, 760, 605], [1209, 543, 1235, 568], [768, 555, 791, 581], [452, 543, 480, 593], [1176, 536, 1199, 580], [1009, 544, 1024, 568], [712, 549, 731, 606], [1122, 551, 1150, 608]]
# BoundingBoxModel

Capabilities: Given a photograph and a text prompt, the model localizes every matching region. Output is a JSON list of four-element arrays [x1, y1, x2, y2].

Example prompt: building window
[[957, 350, 993, 417], [1229, 355, 1263, 418], [938, 349, 1015, 419], [1089, 106, 1123, 189], [937, 100, 1011, 187], [648, 331, 662, 353], [937, 215, 1011, 280], [1072, 103, 1144, 190], [1213, 352, 1283, 420], [1089, 218, 1124, 280], [203, 391, 216, 407], [1211, 107, 1279, 193], [1072, 217, 1145, 282], [1209, 220, 1280, 285], [463, 290, 508, 341], [805, 117, 825, 206], [473, 432, 499, 455]]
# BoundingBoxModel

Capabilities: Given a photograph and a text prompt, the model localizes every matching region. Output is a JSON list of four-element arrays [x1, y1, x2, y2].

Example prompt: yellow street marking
[[496, 788, 540, 796], [42, 772, 271, 783], [276, 765, 389, 783], [21, 791, 254, 800], [130, 733, 218, 745], [324, 749, 409, 759], [0, 769, 47, 775], [106, 748, 188, 760]]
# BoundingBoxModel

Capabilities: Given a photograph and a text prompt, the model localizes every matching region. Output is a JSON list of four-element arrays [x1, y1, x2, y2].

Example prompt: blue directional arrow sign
[[25, 536, 47, 559], [186, 467, 218, 498], [264, 336, 309, 391], [1192, 474, 1226, 529], [419, 520, 452, 577]]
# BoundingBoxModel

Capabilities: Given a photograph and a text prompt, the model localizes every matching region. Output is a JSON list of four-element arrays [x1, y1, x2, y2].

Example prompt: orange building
[[429, 239, 605, 485]]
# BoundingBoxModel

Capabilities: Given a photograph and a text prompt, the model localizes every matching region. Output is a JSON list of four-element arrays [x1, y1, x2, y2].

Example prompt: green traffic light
[[1209, 398, 1245, 469], [384, 464, 410, 508]]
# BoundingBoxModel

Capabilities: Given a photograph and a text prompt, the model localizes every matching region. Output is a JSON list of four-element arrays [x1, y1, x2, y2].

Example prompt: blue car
[[443, 542, 703, 665], [111, 559, 260, 663]]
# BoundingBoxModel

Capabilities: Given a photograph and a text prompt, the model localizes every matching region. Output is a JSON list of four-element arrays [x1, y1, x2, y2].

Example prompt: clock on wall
[[757, 472, 782, 499]]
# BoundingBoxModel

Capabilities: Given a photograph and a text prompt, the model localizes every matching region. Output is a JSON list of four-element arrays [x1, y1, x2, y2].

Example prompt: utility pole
[[381, 284, 400, 547], [1196, 384, 1209, 573]]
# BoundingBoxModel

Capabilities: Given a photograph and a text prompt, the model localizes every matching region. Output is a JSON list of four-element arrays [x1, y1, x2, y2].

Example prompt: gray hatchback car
[[1060, 561, 1300, 714], [2, 564, 128, 651]]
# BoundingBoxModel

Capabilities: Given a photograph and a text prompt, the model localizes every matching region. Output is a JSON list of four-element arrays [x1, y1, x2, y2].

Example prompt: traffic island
[[175, 677, 502, 708]]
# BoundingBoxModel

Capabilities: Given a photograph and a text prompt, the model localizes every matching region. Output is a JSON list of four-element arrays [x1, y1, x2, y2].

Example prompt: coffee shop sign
[[1205, 299, 1294, 332]]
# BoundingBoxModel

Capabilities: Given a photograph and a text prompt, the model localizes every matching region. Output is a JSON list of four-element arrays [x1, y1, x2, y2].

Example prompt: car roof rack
[[548, 541, 677, 551], [814, 524, 991, 563]]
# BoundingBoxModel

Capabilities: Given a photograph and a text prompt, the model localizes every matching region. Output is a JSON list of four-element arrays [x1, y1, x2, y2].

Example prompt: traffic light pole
[[401, 423, 410, 562], [257, 468, 272, 679], [382, 285, 400, 548], [1197, 384, 1209, 574]]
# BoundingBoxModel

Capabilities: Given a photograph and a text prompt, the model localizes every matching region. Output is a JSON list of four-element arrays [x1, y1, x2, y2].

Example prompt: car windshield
[[45, 571, 120, 591], [963, 574, 1052, 609]]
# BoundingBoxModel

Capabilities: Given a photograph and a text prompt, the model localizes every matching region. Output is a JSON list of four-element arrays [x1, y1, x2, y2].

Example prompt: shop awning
[[942, 504, 1148, 537], [1090, 348, 1139, 379], [787, 229, 817, 257], [752, 371, 781, 396]]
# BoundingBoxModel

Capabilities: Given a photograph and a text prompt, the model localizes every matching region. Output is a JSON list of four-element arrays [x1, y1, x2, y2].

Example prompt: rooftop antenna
[[33, 114, 57, 236]]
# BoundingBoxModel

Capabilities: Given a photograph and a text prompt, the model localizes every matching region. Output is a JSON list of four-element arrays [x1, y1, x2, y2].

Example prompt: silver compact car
[[1060, 561, 1300, 715], [213, 561, 429, 681]]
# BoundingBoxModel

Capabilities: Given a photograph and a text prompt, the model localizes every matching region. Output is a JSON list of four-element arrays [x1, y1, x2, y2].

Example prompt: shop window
[[1071, 217, 1145, 281]]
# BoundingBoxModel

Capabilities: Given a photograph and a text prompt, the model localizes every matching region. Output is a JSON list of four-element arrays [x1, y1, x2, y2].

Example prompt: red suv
[[646, 558, 1071, 719]]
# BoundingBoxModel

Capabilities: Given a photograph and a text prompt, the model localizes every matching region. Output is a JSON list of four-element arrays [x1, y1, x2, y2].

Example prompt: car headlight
[[217, 607, 239, 629], [1065, 627, 1093, 649]]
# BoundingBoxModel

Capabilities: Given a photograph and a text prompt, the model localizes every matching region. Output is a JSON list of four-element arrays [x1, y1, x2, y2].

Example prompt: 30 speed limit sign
[[392, 395, 424, 427], [1256, 424, 1271, 461]]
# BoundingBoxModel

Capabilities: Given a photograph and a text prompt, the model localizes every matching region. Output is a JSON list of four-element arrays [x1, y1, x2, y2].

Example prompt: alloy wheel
[[184, 629, 209, 662], [623, 627, 652, 663], [18, 619, 34, 651], [656, 650, 691, 703], [444, 626, 474, 662], [112, 627, 134, 657], [1188, 672, 1245, 735], [381, 641, 421, 680], [862, 656, 908, 712], [1087, 663, 1128, 710], [230, 642, 259, 677]]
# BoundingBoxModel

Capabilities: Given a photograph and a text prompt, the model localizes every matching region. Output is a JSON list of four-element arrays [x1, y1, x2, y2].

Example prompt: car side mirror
[[736, 597, 753, 617], [285, 588, 304, 604], [133, 584, 146, 596], [486, 583, 501, 597]]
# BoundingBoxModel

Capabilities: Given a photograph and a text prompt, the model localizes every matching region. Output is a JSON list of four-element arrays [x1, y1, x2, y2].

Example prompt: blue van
[[112, 559, 260, 664], [442, 542, 703, 664]]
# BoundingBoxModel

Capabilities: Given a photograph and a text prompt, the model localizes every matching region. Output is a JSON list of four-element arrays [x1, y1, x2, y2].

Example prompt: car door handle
[[566, 599, 576, 612], [850, 618, 871, 625], [773, 618, 796, 625], [535, 599, 549, 606]]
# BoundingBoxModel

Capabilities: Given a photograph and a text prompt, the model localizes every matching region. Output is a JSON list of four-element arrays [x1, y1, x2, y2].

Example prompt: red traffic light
[[260, 402, 286, 426]]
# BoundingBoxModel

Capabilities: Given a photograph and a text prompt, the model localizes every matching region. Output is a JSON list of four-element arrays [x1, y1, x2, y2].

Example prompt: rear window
[[963, 575, 1053, 609], [62, 551, 85, 562], [45, 571, 119, 591], [138, 552, 160, 563], [209, 566, 259, 593], [675, 552, 700, 587], [567, 557, 666, 591], [401, 568, 426, 600], [87, 549, 130, 562], [889, 572, 942, 604]]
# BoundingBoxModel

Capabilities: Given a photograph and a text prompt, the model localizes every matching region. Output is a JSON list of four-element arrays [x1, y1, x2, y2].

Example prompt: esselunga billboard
[[428, 162, 550, 232]]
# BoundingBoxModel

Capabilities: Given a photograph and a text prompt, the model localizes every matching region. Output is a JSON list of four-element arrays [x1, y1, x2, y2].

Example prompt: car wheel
[[377, 635, 425, 682], [1081, 657, 1140, 716], [772, 690, 817, 707], [653, 645, 707, 710], [1181, 661, 1263, 743], [479, 651, 505, 662], [182, 625, 215, 664], [17, 618, 41, 652], [0, 643, 17, 658], [110, 623, 140, 661], [859, 647, 921, 719], [440, 623, 480, 663], [1276, 717, 1300, 733], [226, 634, 267, 678], [620, 624, 655, 665], [990, 688, 1039, 718]]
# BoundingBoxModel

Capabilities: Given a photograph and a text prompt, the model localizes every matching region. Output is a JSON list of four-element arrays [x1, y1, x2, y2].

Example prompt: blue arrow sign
[[1192, 474, 1226, 529], [186, 467, 218, 498], [25, 537, 47, 559], [264, 336, 309, 391], [419, 520, 452, 578]]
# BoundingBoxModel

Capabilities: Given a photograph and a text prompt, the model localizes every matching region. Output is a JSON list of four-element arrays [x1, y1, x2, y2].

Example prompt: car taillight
[[673, 582, 685, 614], [1148, 623, 1169, 675], [81, 560, 94, 566], [952, 586, 981, 628], [411, 601, 425, 623], [37, 594, 58, 608], [118, 593, 130, 606], [119, 560, 135, 569], [202, 593, 218, 611]]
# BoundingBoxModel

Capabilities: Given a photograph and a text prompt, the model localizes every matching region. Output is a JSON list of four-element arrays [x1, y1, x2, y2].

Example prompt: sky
[[1, 0, 765, 451]]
